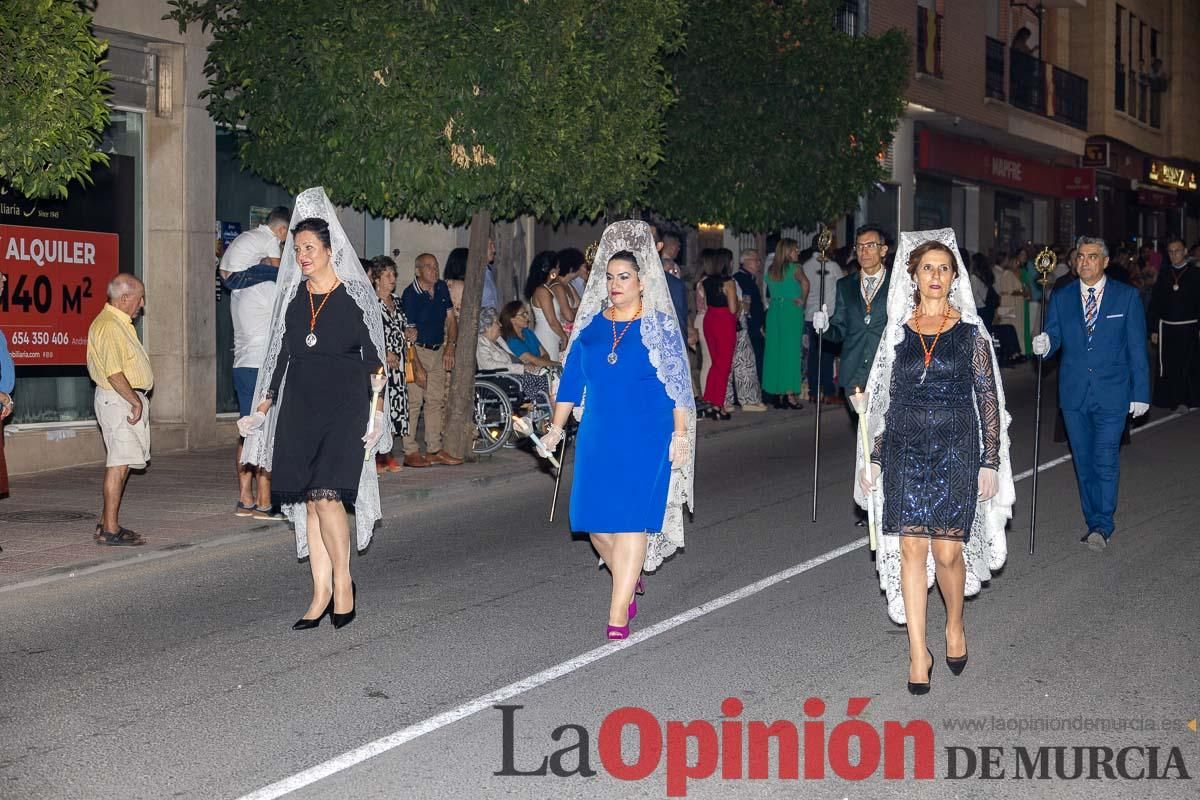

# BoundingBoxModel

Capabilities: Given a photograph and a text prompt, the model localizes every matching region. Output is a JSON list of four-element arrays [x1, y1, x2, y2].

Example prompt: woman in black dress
[[858, 232, 1012, 694], [239, 191, 390, 631]]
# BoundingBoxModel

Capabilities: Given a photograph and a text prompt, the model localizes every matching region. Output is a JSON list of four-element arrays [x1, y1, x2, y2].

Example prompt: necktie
[[1085, 287, 1097, 338]]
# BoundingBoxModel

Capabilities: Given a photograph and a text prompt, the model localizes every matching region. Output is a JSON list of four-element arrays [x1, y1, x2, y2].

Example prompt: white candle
[[850, 387, 878, 551]]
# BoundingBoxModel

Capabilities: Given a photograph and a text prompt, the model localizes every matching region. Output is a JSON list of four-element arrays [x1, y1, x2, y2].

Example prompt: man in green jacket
[[812, 223, 892, 526]]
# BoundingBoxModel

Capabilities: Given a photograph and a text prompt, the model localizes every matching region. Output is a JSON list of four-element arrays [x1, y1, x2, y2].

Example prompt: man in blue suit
[[1033, 237, 1150, 551]]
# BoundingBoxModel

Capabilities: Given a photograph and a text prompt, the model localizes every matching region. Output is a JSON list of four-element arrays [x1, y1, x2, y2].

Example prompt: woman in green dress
[[763, 238, 809, 408]]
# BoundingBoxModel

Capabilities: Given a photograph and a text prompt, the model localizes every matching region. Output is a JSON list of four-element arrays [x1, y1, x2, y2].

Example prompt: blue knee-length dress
[[557, 315, 675, 533]]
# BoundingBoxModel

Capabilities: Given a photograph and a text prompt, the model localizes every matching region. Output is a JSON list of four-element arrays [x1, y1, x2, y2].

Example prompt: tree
[[648, 0, 909, 232], [170, 0, 684, 458], [0, 0, 111, 199]]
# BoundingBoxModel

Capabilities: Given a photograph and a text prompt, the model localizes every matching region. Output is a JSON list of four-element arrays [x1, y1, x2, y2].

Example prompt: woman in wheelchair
[[499, 301, 560, 372], [477, 306, 557, 402]]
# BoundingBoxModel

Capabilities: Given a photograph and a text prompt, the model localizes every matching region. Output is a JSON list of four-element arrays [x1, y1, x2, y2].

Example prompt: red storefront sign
[[1060, 167, 1095, 199], [0, 224, 119, 365], [917, 129, 1094, 199]]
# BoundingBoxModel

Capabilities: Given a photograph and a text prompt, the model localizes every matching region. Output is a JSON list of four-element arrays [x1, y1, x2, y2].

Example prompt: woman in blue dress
[[539, 221, 696, 640], [856, 230, 1014, 695]]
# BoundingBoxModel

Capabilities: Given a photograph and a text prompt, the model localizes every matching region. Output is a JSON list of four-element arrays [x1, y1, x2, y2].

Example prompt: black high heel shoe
[[907, 647, 933, 695], [946, 627, 968, 675], [292, 596, 334, 631], [331, 582, 357, 630]]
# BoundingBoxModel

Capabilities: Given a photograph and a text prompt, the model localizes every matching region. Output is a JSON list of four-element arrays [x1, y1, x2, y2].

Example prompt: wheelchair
[[472, 368, 555, 455]]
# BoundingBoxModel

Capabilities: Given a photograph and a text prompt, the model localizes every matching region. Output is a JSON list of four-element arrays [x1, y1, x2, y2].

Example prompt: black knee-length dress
[[269, 284, 382, 506], [872, 322, 1000, 541]]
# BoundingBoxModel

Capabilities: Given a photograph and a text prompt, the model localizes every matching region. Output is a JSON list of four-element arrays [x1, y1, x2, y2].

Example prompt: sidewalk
[[0, 409, 801, 590]]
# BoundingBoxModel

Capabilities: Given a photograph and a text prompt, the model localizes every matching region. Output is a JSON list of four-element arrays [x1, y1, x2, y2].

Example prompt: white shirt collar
[[1080, 275, 1106, 298]]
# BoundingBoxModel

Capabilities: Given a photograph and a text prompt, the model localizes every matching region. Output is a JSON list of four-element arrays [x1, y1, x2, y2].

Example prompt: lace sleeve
[[971, 328, 1001, 469], [268, 328, 290, 395]]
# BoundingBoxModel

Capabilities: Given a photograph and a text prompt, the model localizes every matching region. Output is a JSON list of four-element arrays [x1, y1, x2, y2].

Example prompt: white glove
[[237, 412, 266, 437], [538, 424, 564, 457], [1129, 402, 1149, 418], [362, 411, 386, 449], [812, 307, 829, 334], [1031, 332, 1051, 356], [858, 463, 881, 495], [977, 467, 998, 501], [668, 433, 690, 470]]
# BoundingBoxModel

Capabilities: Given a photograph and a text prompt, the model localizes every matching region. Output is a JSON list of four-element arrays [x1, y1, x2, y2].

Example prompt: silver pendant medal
[[607, 352, 618, 365], [863, 313, 872, 325], [305, 333, 317, 348]]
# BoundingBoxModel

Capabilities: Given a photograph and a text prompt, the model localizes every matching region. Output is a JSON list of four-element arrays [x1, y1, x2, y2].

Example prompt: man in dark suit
[[812, 223, 891, 525], [1033, 237, 1150, 551], [812, 224, 892, 418]]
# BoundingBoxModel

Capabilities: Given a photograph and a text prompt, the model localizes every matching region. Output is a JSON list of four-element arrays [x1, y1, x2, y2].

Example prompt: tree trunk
[[442, 208, 493, 460], [492, 218, 526, 306]]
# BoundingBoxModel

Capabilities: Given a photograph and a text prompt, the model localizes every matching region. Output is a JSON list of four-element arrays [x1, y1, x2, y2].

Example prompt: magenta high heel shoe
[[606, 624, 630, 640], [628, 596, 638, 621]]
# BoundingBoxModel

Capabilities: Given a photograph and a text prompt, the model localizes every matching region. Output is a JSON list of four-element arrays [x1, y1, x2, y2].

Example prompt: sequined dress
[[872, 322, 1000, 541]]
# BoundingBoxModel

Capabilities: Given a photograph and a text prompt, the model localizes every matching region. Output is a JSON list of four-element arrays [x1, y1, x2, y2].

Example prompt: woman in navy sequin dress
[[860, 239, 1002, 694]]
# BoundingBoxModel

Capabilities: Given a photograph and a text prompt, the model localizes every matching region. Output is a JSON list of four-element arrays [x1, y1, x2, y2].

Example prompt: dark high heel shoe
[[946, 627, 968, 675], [331, 582, 357, 630], [715, 408, 732, 420], [907, 647, 933, 695], [292, 596, 334, 631], [635, 577, 645, 596]]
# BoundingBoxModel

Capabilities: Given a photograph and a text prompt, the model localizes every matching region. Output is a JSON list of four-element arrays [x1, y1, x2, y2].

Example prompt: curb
[[0, 410, 803, 594]]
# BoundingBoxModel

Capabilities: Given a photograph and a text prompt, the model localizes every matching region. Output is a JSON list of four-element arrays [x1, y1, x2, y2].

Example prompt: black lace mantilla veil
[[558, 220, 696, 572], [855, 228, 1013, 624], [240, 187, 392, 558]]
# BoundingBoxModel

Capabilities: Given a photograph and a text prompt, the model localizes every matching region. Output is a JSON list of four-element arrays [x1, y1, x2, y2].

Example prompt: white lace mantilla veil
[[241, 187, 392, 558], [560, 220, 696, 572], [855, 228, 1014, 624]]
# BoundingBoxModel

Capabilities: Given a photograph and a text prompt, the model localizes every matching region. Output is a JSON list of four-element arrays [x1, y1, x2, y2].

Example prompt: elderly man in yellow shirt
[[86, 273, 153, 546]]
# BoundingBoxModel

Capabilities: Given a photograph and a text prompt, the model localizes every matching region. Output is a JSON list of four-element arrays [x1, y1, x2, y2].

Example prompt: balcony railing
[[917, 6, 943, 78], [1005, 46, 1089, 130]]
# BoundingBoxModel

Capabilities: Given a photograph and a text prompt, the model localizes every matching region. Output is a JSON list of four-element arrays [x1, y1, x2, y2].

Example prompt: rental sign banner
[[0, 224, 119, 365]]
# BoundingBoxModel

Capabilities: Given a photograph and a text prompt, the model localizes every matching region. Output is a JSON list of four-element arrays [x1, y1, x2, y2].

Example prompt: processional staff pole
[[1029, 247, 1057, 555], [811, 225, 833, 523]]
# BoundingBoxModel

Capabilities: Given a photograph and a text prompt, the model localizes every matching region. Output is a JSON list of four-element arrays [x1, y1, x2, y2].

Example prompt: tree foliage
[[168, 0, 684, 224], [0, 0, 110, 199], [647, 0, 910, 231]]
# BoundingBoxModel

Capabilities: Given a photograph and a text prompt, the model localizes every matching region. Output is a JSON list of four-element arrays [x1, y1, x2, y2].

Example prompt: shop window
[[214, 129, 294, 414], [2, 110, 143, 424]]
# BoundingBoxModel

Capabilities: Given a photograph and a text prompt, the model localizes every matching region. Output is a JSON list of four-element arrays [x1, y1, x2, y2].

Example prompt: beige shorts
[[95, 387, 151, 469]]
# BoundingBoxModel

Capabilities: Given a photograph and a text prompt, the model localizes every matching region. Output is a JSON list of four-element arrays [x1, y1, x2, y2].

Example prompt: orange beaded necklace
[[914, 306, 952, 381]]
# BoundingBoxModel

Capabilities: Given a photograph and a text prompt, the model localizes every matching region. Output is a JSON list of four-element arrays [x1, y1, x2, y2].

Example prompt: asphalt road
[[2, 367, 1198, 800]]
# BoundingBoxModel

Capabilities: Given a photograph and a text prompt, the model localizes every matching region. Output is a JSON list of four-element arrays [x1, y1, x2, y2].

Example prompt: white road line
[[236, 409, 1187, 800]]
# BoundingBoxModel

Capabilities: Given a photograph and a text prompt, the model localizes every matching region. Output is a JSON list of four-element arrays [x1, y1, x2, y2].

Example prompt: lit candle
[[849, 386, 877, 551]]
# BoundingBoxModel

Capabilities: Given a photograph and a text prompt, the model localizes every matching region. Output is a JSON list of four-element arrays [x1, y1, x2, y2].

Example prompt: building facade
[[856, 0, 1200, 256], [863, 0, 1093, 257]]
